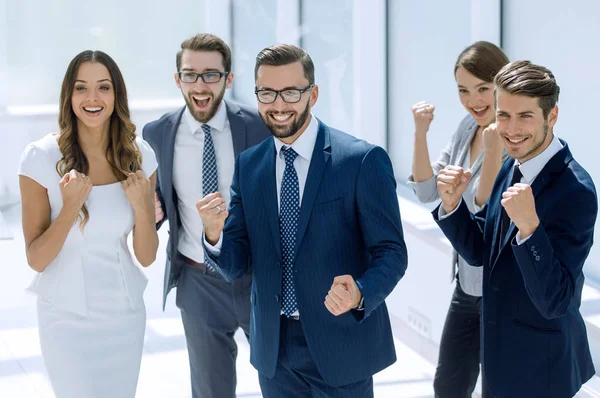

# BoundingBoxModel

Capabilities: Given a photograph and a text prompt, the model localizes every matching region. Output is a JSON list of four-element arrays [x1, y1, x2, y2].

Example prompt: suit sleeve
[[142, 125, 167, 231], [512, 190, 598, 319], [204, 155, 251, 282], [432, 199, 488, 267], [354, 146, 408, 320]]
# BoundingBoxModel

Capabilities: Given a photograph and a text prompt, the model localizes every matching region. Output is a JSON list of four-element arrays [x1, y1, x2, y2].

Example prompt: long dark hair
[[56, 50, 141, 227]]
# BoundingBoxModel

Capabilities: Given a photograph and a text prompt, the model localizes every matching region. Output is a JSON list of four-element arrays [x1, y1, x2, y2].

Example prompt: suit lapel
[[161, 108, 185, 207], [259, 139, 282, 259], [294, 122, 331, 260], [225, 101, 247, 156], [491, 142, 572, 268]]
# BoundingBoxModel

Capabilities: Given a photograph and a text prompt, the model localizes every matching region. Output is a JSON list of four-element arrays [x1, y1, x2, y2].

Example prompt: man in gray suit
[[142, 33, 271, 398]]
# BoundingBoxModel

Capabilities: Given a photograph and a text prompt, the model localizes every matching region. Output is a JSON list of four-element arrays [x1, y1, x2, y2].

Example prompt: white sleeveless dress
[[17, 134, 158, 398]]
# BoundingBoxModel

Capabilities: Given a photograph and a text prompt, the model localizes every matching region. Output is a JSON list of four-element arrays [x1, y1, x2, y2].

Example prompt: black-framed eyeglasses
[[177, 71, 229, 84], [254, 84, 314, 104]]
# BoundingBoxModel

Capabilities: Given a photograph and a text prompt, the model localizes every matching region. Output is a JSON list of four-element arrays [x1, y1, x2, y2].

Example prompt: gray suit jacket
[[408, 114, 508, 294], [142, 100, 272, 308]]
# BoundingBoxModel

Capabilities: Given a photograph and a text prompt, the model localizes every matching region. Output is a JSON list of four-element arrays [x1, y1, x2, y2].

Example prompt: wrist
[[519, 218, 540, 239], [442, 201, 459, 214], [205, 229, 220, 246]]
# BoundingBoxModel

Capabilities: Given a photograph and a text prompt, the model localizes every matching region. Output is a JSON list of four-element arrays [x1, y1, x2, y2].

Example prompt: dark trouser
[[175, 253, 252, 398], [258, 316, 374, 398], [434, 282, 491, 398]]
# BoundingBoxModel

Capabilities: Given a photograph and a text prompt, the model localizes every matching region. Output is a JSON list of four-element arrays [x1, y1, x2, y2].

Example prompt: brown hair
[[176, 33, 232, 72], [254, 44, 315, 85], [494, 60, 560, 119], [455, 41, 509, 83], [56, 50, 141, 227]]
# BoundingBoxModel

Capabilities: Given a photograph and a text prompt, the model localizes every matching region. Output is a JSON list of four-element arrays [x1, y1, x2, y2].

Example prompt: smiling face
[[175, 49, 233, 123], [255, 61, 318, 143], [70, 61, 115, 131], [455, 66, 495, 127], [495, 89, 558, 163]]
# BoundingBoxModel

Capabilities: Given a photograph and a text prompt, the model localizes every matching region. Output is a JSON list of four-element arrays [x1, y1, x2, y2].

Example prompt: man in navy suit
[[433, 60, 597, 398], [142, 34, 271, 398], [198, 44, 408, 397]]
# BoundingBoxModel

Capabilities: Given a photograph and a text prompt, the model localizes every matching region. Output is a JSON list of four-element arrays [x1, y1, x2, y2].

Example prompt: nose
[[270, 94, 289, 111], [505, 118, 522, 135]]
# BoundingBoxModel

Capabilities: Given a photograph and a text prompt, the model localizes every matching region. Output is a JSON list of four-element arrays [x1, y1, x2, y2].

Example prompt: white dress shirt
[[173, 102, 235, 263], [440, 135, 564, 244]]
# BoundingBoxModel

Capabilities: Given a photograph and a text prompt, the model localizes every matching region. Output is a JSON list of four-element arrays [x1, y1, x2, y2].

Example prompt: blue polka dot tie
[[202, 124, 219, 271], [280, 147, 299, 316]]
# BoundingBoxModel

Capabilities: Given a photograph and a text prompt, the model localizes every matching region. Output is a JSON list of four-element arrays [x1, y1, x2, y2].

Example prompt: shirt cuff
[[515, 231, 532, 245], [204, 232, 223, 256], [355, 296, 365, 311], [438, 198, 463, 220]]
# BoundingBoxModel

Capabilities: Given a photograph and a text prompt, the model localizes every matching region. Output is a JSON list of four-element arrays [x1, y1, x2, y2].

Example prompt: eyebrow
[[75, 79, 113, 83], [457, 82, 490, 89], [180, 67, 223, 73], [258, 86, 304, 91], [496, 110, 536, 115]]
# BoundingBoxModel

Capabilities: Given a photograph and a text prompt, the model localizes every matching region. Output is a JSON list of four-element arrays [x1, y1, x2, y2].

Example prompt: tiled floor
[[0, 203, 437, 398]]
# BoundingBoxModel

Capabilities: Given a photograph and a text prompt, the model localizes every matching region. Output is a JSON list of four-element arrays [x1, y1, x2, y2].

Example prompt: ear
[[308, 85, 319, 108], [174, 73, 181, 89], [547, 105, 559, 128], [225, 72, 234, 89]]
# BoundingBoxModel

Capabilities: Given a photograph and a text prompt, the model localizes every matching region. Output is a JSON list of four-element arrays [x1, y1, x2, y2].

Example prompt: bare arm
[[411, 102, 435, 182], [20, 172, 90, 272], [475, 123, 505, 207], [131, 172, 159, 267]]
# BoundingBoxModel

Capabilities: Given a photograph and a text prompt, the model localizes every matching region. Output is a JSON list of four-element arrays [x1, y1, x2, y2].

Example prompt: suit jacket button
[[533, 251, 538, 256], [530, 245, 536, 252], [535, 256, 541, 261]]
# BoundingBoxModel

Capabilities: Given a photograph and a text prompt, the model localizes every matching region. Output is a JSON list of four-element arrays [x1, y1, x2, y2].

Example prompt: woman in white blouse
[[409, 41, 509, 398], [17, 50, 158, 398]]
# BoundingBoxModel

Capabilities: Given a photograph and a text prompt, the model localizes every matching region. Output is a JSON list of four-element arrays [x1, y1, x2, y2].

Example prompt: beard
[[184, 86, 226, 124], [260, 101, 311, 140], [518, 121, 549, 161]]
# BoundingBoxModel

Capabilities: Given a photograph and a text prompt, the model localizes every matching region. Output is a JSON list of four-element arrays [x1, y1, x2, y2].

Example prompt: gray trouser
[[175, 254, 252, 398]]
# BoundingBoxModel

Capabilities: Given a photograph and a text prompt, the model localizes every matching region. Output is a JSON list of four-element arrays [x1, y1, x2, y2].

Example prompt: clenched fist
[[324, 275, 362, 316], [196, 192, 228, 245], [482, 122, 504, 155], [436, 165, 473, 213], [122, 171, 152, 212], [501, 183, 540, 239], [59, 169, 92, 211], [412, 101, 435, 135]]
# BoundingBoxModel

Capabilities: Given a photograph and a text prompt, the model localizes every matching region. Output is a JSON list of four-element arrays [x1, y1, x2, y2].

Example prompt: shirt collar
[[514, 135, 564, 183], [274, 114, 319, 162], [183, 100, 228, 134]]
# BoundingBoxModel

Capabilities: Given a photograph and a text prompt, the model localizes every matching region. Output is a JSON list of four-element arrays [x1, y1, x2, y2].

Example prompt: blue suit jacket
[[433, 140, 597, 398], [206, 121, 408, 386], [142, 101, 271, 308]]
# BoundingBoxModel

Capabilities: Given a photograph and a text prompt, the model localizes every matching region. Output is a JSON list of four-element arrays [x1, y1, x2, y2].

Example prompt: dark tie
[[500, 164, 523, 239], [280, 147, 300, 316], [201, 124, 219, 270]]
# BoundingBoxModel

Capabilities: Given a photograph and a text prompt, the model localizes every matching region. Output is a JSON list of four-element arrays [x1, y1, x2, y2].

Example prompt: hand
[[324, 275, 362, 316], [501, 183, 540, 239], [436, 166, 472, 213], [196, 192, 228, 245], [482, 122, 504, 155], [411, 101, 435, 135], [154, 192, 164, 223], [122, 171, 152, 212], [59, 169, 92, 210]]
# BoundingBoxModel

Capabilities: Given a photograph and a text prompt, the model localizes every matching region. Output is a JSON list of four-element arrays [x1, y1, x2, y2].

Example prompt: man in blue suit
[[198, 44, 408, 397], [433, 60, 597, 398], [142, 34, 271, 398]]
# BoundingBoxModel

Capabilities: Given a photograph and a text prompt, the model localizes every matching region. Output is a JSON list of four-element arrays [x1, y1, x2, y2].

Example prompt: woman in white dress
[[17, 50, 159, 398]]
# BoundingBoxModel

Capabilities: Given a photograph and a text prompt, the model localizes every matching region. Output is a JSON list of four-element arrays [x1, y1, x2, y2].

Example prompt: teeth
[[507, 137, 526, 143], [193, 95, 210, 101], [272, 114, 292, 121], [84, 107, 102, 112], [473, 107, 487, 112]]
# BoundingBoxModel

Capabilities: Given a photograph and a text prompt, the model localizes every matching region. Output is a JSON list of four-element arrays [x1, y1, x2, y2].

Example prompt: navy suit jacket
[[206, 121, 408, 386], [433, 140, 597, 398], [142, 101, 271, 308]]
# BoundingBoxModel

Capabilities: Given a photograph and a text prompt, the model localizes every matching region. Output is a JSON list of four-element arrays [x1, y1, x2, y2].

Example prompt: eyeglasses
[[177, 71, 229, 84], [254, 84, 314, 104]]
